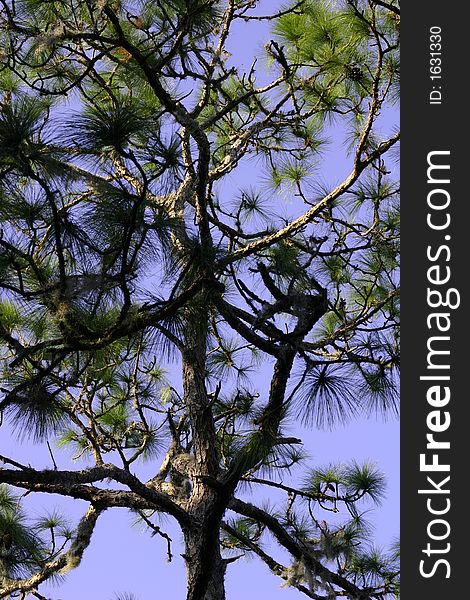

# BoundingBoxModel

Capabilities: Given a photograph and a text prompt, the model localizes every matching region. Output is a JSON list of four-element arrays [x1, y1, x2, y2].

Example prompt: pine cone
[[344, 64, 363, 82]]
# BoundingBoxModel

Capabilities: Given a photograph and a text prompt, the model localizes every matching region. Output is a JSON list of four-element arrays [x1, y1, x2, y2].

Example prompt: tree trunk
[[182, 309, 226, 600], [183, 525, 226, 600]]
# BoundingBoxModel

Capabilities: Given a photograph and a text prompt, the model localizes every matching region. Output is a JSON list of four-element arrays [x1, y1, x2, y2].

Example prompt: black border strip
[[402, 3, 467, 598]]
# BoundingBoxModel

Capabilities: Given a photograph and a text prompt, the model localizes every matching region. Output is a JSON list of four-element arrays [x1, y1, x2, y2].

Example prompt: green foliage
[[67, 102, 149, 152], [142, 0, 224, 38], [56, 427, 92, 460], [344, 461, 387, 504], [4, 379, 68, 442], [274, 0, 399, 119], [348, 545, 399, 587], [297, 365, 358, 428], [302, 460, 386, 505], [0, 486, 45, 580], [0, 0, 399, 597], [0, 301, 23, 333], [35, 509, 71, 537], [358, 365, 399, 416], [0, 95, 50, 167], [221, 516, 261, 551], [113, 593, 138, 600]]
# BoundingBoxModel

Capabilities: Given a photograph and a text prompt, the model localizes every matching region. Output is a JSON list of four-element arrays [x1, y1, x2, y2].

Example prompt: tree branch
[[221, 521, 328, 599], [0, 505, 103, 598], [370, 1, 400, 15], [217, 133, 400, 267], [0, 465, 192, 526], [229, 498, 376, 599]]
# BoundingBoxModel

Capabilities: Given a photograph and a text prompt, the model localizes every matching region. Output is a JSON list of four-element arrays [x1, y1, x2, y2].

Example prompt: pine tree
[[0, 1, 400, 598]]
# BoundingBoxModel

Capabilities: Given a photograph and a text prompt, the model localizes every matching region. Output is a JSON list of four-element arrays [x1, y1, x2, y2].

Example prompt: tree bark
[[182, 349, 219, 502], [181, 310, 226, 600], [183, 525, 226, 600]]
